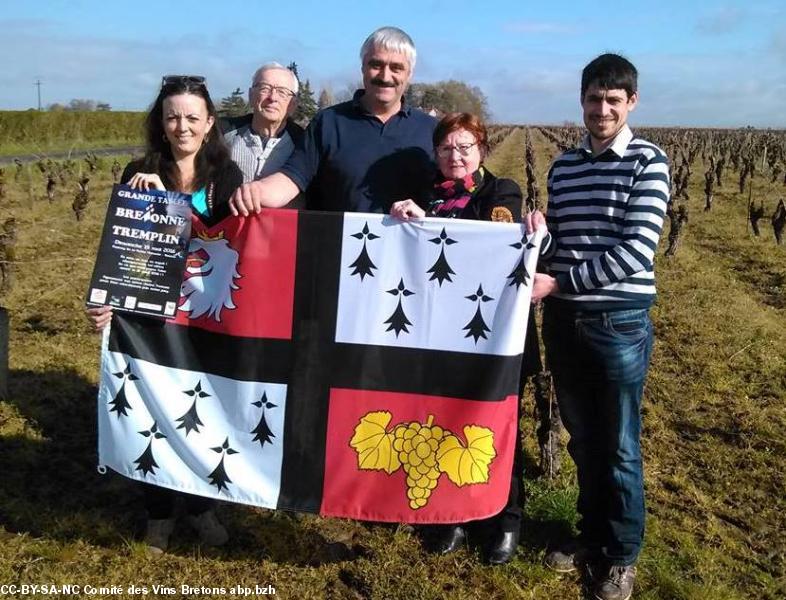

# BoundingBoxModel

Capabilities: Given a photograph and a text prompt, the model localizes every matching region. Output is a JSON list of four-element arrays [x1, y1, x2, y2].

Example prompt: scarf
[[427, 167, 485, 218]]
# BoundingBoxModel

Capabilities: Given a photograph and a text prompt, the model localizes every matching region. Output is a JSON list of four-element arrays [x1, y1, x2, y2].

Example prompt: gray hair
[[250, 62, 299, 95], [359, 26, 416, 70]]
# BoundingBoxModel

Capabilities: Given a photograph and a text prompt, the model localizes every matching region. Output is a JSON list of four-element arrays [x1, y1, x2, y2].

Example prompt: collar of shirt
[[580, 124, 633, 158], [351, 89, 411, 117], [242, 124, 282, 149], [246, 117, 290, 141]]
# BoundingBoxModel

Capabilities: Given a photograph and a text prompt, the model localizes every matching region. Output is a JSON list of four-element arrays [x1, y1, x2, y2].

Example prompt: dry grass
[[0, 130, 784, 599]]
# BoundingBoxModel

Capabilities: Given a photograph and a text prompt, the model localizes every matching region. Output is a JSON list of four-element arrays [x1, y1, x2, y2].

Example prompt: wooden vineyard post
[[665, 205, 689, 257], [773, 199, 786, 245], [0, 218, 13, 401], [748, 182, 765, 237], [46, 173, 56, 203], [704, 162, 715, 211], [771, 163, 782, 184], [533, 370, 561, 478], [0, 307, 7, 400], [72, 177, 90, 221], [524, 131, 540, 212], [715, 155, 725, 186]]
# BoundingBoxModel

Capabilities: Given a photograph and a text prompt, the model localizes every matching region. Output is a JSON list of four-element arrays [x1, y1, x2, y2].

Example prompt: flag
[[97, 209, 543, 523]]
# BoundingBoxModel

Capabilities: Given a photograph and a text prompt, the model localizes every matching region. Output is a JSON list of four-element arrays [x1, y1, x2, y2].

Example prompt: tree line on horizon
[[46, 99, 112, 112], [216, 62, 490, 124], [34, 61, 490, 125]]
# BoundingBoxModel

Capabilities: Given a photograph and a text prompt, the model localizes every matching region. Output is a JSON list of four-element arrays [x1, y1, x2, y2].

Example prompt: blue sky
[[2, 0, 785, 127]]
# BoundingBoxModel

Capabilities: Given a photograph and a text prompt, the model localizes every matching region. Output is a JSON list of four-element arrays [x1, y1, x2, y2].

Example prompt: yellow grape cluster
[[392, 415, 447, 509]]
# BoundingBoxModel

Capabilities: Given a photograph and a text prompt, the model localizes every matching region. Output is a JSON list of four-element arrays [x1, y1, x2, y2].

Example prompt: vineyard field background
[[0, 120, 784, 599], [0, 111, 144, 156]]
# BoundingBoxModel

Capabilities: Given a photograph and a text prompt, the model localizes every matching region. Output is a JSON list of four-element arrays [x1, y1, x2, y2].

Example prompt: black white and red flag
[[98, 209, 543, 523]]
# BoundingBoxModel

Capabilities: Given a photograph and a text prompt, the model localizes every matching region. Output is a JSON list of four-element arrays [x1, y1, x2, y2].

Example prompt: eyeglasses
[[161, 75, 207, 88], [435, 142, 477, 158], [251, 82, 297, 99]]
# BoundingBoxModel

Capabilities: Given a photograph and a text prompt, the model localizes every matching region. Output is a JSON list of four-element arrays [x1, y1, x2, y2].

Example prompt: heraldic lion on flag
[[179, 232, 241, 322]]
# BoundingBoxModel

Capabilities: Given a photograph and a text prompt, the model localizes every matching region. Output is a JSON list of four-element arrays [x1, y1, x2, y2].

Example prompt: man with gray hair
[[228, 29, 523, 564], [229, 26, 437, 214], [222, 63, 304, 189]]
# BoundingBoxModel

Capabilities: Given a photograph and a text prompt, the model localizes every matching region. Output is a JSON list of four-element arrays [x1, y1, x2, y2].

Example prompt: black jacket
[[425, 168, 523, 222]]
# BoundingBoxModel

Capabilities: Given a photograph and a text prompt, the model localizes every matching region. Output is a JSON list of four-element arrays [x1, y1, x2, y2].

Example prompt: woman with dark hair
[[121, 74, 242, 213], [87, 75, 242, 554], [391, 112, 546, 565]]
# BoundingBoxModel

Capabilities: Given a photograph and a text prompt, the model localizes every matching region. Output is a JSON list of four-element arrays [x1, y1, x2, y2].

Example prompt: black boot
[[486, 529, 519, 565], [428, 525, 466, 554]]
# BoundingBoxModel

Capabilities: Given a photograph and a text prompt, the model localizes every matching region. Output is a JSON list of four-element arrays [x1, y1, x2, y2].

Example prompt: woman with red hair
[[391, 113, 545, 565]]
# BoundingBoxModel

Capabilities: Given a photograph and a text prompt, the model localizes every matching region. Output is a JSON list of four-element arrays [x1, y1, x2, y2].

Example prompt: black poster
[[86, 184, 192, 318]]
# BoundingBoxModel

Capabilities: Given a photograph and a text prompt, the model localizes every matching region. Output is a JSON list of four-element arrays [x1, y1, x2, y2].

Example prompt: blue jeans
[[543, 305, 654, 566]]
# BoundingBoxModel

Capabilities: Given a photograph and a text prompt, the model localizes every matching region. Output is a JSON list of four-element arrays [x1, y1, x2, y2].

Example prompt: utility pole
[[34, 78, 42, 110]]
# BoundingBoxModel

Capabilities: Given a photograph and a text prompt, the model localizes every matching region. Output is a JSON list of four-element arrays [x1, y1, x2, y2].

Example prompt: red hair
[[433, 112, 489, 158]]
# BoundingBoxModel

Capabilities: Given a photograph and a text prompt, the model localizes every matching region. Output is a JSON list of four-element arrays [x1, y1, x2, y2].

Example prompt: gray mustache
[[370, 78, 396, 88]]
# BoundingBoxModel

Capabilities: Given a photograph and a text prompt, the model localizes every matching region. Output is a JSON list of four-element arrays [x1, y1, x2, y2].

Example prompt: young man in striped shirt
[[533, 54, 670, 600]]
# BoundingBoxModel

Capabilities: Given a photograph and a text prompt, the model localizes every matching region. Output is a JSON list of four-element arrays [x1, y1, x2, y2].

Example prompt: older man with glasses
[[229, 26, 437, 215], [222, 62, 304, 206]]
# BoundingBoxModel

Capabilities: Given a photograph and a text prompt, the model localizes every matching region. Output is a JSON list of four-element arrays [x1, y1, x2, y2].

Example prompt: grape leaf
[[350, 411, 401, 474], [436, 425, 496, 486]]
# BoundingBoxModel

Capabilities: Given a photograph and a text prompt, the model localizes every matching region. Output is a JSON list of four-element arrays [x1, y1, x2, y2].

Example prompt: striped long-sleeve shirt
[[543, 126, 670, 311]]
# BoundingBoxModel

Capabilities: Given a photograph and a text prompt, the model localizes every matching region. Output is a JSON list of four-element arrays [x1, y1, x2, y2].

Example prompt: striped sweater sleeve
[[555, 150, 670, 295]]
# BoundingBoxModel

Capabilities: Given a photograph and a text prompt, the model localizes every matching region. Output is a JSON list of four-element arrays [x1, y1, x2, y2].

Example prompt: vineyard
[[0, 111, 144, 157], [0, 124, 784, 599]]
